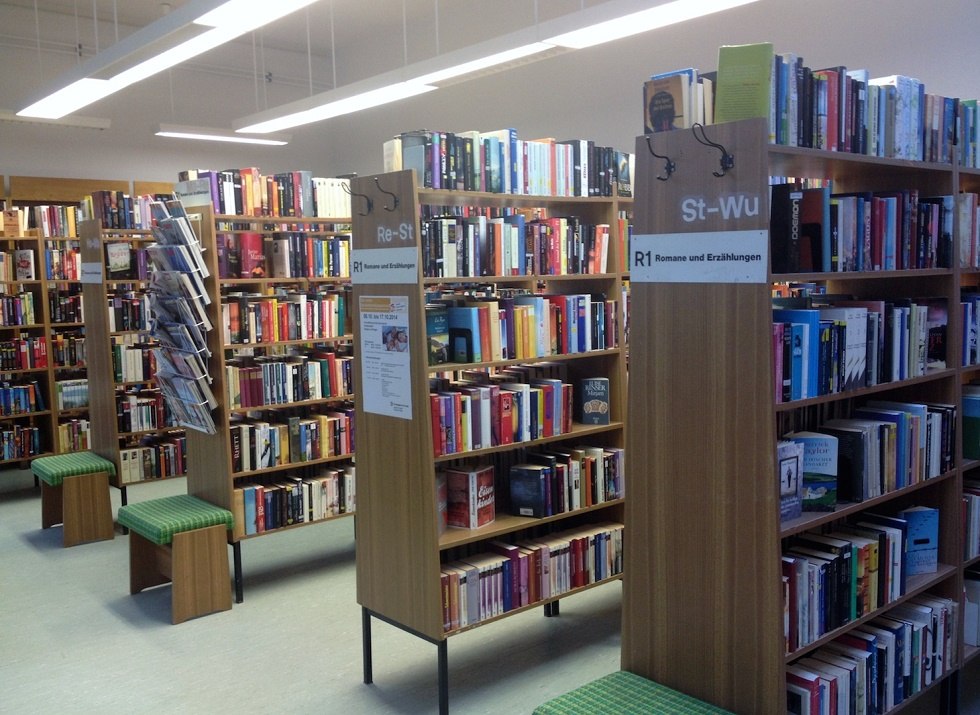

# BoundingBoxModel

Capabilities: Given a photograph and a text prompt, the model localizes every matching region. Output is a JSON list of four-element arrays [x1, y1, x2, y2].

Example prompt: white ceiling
[[1, 0, 979, 185]]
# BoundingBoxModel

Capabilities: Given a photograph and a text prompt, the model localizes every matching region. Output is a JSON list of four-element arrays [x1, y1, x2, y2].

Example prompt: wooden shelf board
[[224, 334, 353, 350], [772, 268, 952, 282], [779, 470, 957, 537], [418, 188, 618, 208], [433, 421, 624, 464], [220, 276, 350, 286], [785, 563, 959, 662], [774, 368, 956, 412], [438, 499, 625, 550], [428, 347, 622, 374], [214, 213, 351, 224], [228, 393, 354, 414], [422, 273, 616, 285]]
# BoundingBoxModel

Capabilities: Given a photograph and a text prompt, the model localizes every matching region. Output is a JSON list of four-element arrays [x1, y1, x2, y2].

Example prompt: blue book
[[243, 486, 257, 536], [447, 306, 482, 363], [855, 406, 909, 489], [773, 308, 822, 398], [509, 464, 549, 517]]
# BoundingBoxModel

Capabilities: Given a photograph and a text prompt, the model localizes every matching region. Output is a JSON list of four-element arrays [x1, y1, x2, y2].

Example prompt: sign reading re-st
[[376, 221, 414, 243]]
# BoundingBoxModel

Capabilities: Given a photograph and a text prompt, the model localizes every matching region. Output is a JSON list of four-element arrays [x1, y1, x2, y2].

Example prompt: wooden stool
[[117, 494, 234, 624], [31, 452, 115, 547]]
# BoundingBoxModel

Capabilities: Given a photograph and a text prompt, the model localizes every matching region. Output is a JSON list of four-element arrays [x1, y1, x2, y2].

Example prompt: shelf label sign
[[351, 247, 418, 285], [359, 295, 413, 419], [80, 261, 104, 285], [630, 230, 769, 283]]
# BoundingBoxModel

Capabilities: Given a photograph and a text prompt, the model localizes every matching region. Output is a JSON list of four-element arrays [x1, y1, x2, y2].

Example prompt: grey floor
[[2, 468, 977, 715]]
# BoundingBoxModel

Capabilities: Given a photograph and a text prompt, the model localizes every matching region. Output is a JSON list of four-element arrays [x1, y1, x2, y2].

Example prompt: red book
[[254, 485, 266, 532], [445, 464, 495, 529], [430, 394, 444, 456], [498, 391, 514, 445], [238, 232, 265, 278]]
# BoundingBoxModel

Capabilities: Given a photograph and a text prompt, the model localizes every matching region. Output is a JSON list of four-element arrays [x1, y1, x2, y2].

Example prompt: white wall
[[1, 0, 978, 186]]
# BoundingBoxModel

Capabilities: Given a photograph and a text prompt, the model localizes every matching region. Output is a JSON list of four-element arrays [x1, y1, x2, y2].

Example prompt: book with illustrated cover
[[777, 439, 804, 521], [787, 430, 839, 511], [445, 464, 494, 529], [13, 249, 35, 280], [575, 377, 609, 425]]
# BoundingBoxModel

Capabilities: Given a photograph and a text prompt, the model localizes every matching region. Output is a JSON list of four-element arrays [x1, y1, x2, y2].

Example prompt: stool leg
[[41, 481, 62, 529], [62, 471, 114, 547], [130, 531, 172, 594], [171, 525, 232, 625]]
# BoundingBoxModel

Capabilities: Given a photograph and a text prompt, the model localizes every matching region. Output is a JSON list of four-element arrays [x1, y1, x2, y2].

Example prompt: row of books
[[50, 333, 85, 368], [696, 42, 978, 167], [80, 190, 166, 230], [0, 249, 36, 281], [439, 522, 624, 632], [53, 378, 88, 410], [385, 128, 634, 199], [0, 336, 48, 370], [643, 68, 713, 133], [0, 380, 45, 415], [770, 182, 958, 273], [106, 292, 150, 333], [178, 168, 352, 219], [965, 480, 980, 561], [222, 290, 349, 346], [959, 292, 980, 367], [779, 401, 954, 520], [118, 435, 188, 483], [56, 418, 89, 453], [48, 290, 82, 324], [0, 291, 38, 326], [232, 466, 356, 537], [0, 425, 43, 460], [225, 351, 354, 410], [44, 244, 82, 281], [967, 571, 980, 648], [772, 297, 947, 402], [111, 336, 155, 383], [421, 214, 613, 279], [427, 292, 618, 366], [229, 407, 355, 474], [27, 204, 80, 237], [786, 594, 959, 715], [116, 388, 175, 434], [216, 230, 351, 280]]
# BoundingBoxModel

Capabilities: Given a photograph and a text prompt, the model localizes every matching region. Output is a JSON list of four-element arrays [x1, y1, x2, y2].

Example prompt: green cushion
[[31, 452, 117, 487], [533, 671, 733, 715], [117, 495, 233, 545]]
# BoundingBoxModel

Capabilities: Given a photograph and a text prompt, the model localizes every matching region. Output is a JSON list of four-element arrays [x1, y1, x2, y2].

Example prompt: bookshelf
[[179, 205, 357, 602], [351, 170, 629, 714], [624, 117, 972, 711], [79, 220, 187, 503]]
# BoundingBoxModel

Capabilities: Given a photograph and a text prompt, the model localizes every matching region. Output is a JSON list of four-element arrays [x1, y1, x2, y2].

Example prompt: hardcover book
[[787, 430, 839, 511], [445, 464, 494, 529], [576, 377, 610, 425], [425, 304, 450, 366], [509, 464, 550, 518]]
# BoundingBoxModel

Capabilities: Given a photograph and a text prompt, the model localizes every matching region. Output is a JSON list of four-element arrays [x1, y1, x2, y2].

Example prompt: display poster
[[359, 295, 413, 419]]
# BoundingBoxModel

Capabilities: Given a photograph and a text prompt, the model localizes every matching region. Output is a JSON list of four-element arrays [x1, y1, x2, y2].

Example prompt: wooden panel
[[171, 524, 232, 624], [351, 170, 444, 640], [134, 181, 175, 197], [62, 470, 114, 546], [622, 119, 783, 712], [79, 219, 124, 484], [9, 176, 129, 202]]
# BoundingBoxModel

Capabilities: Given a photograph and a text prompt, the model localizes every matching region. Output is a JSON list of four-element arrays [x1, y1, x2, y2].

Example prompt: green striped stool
[[533, 671, 734, 715], [117, 494, 234, 624], [32, 452, 115, 547]]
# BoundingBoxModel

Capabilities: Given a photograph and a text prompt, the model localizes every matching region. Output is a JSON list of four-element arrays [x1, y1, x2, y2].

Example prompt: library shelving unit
[[79, 219, 188, 506], [178, 205, 357, 602], [623, 116, 973, 712], [351, 169, 629, 714]]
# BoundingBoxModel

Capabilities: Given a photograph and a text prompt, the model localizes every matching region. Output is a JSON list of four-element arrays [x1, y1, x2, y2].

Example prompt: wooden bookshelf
[[624, 117, 973, 711], [352, 169, 630, 714]]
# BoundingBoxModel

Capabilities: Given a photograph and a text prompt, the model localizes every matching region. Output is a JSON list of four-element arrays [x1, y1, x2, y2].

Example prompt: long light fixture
[[0, 109, 110, 130], [18, 0, 320, 119], [235, 0, 760, 134], [155, 124, 290, 145]]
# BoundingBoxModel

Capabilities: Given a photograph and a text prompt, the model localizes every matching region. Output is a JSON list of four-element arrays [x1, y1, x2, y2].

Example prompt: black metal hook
[[643, 135, 675, 181], [374, 177, 399, 211], [341, 182, 373, 216], [692, 123, 734, 177]]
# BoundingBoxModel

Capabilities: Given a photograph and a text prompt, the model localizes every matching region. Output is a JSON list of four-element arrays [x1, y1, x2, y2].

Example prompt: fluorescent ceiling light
[[414, 43, 555, 85], [237, 81, 437, 134], [0, 109, 110, 130], [18, 0, 319, 119], [546, 0, 761, 49], [156, 124, 290, 145]]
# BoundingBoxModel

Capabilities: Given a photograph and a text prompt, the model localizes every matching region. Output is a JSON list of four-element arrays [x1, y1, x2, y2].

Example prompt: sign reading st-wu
[[681, 193, 760, 223]]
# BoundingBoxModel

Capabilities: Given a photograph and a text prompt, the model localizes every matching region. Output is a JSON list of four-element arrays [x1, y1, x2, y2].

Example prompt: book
[[643, 69, 695, 133], [445, 464, 494, 529], [714, 42, 775, 124], [509, 464, 550, 518], [787, 431, 839, 511], [575, 377, 610, 425], [777, 439, 805, 521], [898, 506, 938, 575], [425, 304, 450, 366]]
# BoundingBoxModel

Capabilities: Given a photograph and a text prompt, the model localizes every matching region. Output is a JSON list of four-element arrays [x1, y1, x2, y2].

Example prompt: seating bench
[[533, 671, 733, 715], [117, 494, 234, 624], [32, 452, 115, 547]]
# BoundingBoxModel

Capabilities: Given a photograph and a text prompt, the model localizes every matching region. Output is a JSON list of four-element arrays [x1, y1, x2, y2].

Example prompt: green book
[[713, 42, 774, 124]]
